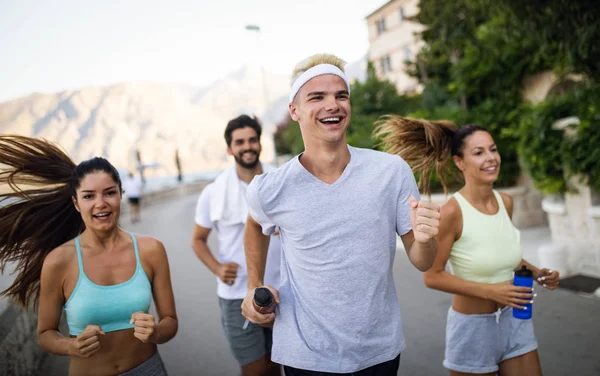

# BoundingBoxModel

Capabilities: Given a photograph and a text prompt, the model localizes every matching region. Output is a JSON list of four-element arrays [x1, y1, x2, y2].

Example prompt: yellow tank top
[[448, 190, 522, 284]]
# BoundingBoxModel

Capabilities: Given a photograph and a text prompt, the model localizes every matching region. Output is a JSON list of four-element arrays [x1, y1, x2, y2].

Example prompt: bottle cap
[[254, 287, 273, 307], [515, 265, 533, 278]]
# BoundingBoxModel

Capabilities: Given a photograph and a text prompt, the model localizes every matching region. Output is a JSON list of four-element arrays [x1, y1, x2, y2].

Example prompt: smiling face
[[288, 74, 351, 148], [227, 126, 262, 169], [72, 171, 122, 231], [453, 130, 501, 185]]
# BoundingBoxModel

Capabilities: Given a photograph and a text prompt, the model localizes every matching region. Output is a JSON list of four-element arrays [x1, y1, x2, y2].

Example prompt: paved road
[[36, 193, 600, 375]]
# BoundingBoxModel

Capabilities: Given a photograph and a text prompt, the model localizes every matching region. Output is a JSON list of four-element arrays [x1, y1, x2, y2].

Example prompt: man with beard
[[192, 114, 281, 376]]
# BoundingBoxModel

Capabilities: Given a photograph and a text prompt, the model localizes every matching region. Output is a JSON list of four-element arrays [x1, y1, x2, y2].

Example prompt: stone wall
[[0, 305, 46, 376], [542, 177, 600, 278], [521, 70, 585, 104], [520, 70, 599, 278], [511, 174, 548, 228]]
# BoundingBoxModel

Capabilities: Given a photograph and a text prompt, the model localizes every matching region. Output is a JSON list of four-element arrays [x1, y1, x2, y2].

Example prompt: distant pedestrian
[[0, 135, 178, 375], [377, 117, 560, 375], [123, 171, 143, 223]]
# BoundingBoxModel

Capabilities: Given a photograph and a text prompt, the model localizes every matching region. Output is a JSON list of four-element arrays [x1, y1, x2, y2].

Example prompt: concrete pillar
[[537, 243, 569, 278]]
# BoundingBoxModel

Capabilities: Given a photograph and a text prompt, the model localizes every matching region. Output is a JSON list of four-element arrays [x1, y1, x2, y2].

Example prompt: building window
[[399, 7, 405, 22], [376, 18, 386, 35], [381, 55, 392, 74], [403, 45, 412, 61]]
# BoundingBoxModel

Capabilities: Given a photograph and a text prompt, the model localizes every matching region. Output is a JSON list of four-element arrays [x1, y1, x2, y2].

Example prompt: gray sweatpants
[[443, 306, 538, 374]]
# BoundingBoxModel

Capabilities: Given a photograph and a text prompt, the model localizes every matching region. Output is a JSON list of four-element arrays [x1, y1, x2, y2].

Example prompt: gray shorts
[[218, 297, 273, 366], [444, 306, 538, 374], [119, 352, 168, 375]]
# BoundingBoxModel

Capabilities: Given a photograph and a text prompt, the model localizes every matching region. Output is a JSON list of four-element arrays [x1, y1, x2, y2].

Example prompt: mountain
[[345, 55, 368, 84], [0, 65, 290, 177], [0, 59, 366, 178]]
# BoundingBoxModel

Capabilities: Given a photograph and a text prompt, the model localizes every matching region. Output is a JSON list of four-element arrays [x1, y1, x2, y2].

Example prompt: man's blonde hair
[[291, 54, 347, 83]]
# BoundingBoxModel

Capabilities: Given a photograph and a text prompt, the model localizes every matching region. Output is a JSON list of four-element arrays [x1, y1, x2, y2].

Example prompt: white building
[[366, 0, 425, 93]]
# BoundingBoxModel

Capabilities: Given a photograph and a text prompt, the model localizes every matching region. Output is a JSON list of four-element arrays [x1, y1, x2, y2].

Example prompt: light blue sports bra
[[64, 233, 152, 335]]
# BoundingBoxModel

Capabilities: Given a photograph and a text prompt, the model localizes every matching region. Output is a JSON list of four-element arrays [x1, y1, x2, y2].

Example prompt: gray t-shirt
[[246, 145, 420, 373]]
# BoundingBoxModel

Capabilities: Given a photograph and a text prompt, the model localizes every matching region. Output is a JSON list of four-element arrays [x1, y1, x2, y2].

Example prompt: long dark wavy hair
[[0, 135, 122, 308], [374, 116, 489, 196]]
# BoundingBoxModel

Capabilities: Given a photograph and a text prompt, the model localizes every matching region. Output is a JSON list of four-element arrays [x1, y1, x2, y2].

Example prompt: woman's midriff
[[68, 328, 156, 376], [452, 294, 506, 314]]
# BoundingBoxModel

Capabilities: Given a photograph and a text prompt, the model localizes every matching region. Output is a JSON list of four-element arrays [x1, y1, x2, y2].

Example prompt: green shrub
[[517, 83, 600, 195], [562, 85, 600, 192]]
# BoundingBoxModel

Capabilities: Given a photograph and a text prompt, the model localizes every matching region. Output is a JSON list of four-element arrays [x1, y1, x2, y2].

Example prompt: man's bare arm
[[401, 231, 438, 272], [244, 214, 271, 290]]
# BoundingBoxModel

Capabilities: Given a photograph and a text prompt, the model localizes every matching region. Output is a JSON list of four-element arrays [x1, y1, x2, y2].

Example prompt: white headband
[[289, 63, 350, 103]]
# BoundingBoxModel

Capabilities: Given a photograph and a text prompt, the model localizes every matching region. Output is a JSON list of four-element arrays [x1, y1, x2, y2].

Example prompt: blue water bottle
[[513, 266, 533, 319]]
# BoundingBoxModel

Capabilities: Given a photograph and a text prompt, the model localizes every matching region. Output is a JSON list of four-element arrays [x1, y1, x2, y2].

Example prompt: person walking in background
[[123, 171, 143, 224], [191, 115, 281, 376], [376, 117, 560, 376], [0, 135, 178, 376], [241, 54, 441, 375]]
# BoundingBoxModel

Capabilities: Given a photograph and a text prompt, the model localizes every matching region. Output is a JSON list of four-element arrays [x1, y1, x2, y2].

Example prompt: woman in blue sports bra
[[0, 136, 178, 375], [377, 118, 561, 376]]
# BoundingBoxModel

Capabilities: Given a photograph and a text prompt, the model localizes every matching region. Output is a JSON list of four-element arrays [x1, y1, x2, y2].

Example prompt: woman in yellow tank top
[[376, 118, 560, 376]]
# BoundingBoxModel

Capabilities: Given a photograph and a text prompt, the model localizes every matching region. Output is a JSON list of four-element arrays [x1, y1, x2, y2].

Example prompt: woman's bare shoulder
[[43, 239, 77, 271], [498, 191, 514, 218], [131, 233, 166, 258], [441, 196, 463, 237], [441, 196, 461, 220]]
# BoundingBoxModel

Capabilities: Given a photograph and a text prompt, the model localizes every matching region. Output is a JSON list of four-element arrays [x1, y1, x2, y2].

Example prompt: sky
[[0, 0, 388, 102]]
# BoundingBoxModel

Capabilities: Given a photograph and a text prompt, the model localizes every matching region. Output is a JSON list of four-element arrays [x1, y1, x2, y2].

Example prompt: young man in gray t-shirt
[[241, 54, 441, 375]]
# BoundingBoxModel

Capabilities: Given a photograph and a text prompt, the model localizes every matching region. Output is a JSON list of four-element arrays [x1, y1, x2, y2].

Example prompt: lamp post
[[245, 24, 277, 165]]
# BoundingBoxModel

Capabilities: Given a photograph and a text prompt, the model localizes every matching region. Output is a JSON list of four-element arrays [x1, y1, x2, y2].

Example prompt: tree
[[175, 149, 183, 183], [274, 115, 304, 156], [349, 62, 421, 149], [405, 0, 600, 187], [497, 0, 600, 80]]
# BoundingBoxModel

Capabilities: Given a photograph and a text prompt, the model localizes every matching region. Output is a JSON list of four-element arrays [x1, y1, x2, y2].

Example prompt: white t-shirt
[[123, 177, 143, 198], [195, 180, 281, 300]]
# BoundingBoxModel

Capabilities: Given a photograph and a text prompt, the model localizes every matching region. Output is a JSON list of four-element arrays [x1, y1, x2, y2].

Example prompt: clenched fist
[[217, 262, 240, 286], [131, 312, 157, 343], [409, 195, 440, 243], [241, 285, 280, 327], [69, 325, 104, 358]]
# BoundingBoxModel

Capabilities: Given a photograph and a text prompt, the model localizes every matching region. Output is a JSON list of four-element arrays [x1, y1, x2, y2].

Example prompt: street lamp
[[244, 24, 277, 165]]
